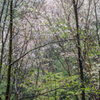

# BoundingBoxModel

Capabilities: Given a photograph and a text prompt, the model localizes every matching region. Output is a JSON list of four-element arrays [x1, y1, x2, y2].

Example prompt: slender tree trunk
[[94, 1, 100, 47], [0, 0, 10, 83], [5, 0, 13, 100], [0, 0, 7, 79], [72, 0, 85, 100], [0, 0, 6, 23]]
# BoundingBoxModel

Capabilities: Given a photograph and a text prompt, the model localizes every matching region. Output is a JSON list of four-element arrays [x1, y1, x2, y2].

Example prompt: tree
[[72, 0, 85, 99], [0, 0, 100, 100], [5, 0, 13, 99]]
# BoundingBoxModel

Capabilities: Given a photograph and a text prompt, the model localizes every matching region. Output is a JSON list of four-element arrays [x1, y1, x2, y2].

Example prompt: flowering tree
[[0, 0, 100, 100]]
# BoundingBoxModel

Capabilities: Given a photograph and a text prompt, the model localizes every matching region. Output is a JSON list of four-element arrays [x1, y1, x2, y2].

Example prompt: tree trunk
[[5, 0, 13, 100], [72, 0, 85, 100]]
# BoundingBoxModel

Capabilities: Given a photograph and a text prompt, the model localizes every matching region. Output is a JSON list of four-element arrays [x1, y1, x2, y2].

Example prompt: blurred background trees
[[0, 0, 100, 100]]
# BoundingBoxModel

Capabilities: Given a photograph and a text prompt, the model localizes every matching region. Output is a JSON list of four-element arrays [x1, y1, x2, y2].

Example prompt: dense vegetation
[[0, 0, 100, 100]]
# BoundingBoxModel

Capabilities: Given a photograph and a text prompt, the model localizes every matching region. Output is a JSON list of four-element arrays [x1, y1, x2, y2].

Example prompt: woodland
[[0, 0, 100, 100]]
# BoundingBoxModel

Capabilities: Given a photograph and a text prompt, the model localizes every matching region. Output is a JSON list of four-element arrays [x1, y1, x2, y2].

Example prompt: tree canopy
[[0, 0, 100, 100]]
